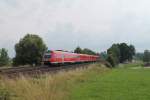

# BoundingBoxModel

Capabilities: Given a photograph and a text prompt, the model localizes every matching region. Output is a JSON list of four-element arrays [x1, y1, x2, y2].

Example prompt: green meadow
[[70, 63, 150, 100]]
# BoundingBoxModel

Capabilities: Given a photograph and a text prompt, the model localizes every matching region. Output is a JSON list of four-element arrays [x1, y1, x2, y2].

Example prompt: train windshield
[[44, 54, 51, 59]]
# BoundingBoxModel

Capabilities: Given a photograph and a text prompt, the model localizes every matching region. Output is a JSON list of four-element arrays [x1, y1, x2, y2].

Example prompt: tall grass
[[0, 64, 108, 100]]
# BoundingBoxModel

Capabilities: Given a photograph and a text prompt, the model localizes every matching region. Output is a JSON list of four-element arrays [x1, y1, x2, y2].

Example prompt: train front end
[[43, 52, 52, 65]]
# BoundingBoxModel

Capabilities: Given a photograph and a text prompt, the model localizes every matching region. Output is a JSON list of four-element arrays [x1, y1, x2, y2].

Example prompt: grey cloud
[[0, 0, 150, 57]]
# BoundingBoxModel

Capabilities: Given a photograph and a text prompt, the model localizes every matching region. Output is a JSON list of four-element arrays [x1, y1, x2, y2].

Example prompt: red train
[[43, 50, 99, 65]]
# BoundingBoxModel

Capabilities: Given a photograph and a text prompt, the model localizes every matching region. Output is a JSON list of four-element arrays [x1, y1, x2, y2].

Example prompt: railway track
[[0, 63, 95, 78]]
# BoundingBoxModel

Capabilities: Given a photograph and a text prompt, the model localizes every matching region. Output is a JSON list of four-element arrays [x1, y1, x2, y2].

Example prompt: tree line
[[0, 34, 99, 67], [74, 46, 99, 55], [131, 50, 150, 65], [0, 33, 149, 67], [135, 50, 150, 65]]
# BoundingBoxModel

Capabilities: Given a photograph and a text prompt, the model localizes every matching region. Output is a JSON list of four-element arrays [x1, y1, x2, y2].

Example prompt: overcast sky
[[0, 0, 150, 57]]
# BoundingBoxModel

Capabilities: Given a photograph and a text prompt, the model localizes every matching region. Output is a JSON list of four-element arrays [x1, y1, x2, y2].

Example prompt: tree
[[74, 47, 97, 55], [143, 50, 150, 63], [107, 44, 120, 64], [74, 46, 83, 53], [82, 48, 97, 55], [128, 45, 136, 61], [13, 34, 47, 66], [0, 48, 9, 66], [119, 43, 130, 63], [107, 43, 136, 65]]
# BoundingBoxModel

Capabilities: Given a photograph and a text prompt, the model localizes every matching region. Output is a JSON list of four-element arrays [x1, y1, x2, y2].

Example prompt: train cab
[[43, 52, 52, 65]]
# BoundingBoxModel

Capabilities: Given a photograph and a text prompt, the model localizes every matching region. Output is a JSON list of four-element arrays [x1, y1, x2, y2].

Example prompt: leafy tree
[[107, 44, 120, 64], [82, 48, 97, 55], [119, 43, 130, 63], [0, 48, 9, 66], [143, 50, 150, 63], [128, 45, 136, 61], [74, 46, 83, 53], [107, 43, 136, 65], [13, 34, 47, 66]]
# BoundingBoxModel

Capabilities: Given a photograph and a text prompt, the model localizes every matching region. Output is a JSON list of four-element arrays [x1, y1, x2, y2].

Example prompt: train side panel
[[43, 50, 99, 65], [50, 51, 63, 64]]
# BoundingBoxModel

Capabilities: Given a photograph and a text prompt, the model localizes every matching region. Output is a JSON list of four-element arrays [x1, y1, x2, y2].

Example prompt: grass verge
[[0, 63, 109, 100]]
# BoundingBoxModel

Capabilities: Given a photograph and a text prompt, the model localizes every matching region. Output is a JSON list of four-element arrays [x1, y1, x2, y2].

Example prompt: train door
[[62, 53, 65, 63]]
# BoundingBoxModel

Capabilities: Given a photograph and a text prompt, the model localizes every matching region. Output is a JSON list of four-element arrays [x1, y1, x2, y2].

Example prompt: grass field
[[70, 63, 150, 100], [0, 63, 150, 100], [0, 64, 109, 100]]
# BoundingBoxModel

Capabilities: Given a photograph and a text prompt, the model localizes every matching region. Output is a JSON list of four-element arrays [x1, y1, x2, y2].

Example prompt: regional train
[[42, 50, 99, 65]]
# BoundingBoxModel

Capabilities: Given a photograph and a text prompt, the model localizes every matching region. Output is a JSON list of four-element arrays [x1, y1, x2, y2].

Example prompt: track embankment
[[0, 63, 97, 78]]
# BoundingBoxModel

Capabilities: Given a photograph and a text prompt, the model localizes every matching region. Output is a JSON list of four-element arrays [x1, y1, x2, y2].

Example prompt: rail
[[0, 62, 97, 78]]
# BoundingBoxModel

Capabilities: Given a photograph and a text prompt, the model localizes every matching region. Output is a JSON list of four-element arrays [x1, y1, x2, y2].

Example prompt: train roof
[[52, 50, 99, 57], [47, 50, 99, 57]]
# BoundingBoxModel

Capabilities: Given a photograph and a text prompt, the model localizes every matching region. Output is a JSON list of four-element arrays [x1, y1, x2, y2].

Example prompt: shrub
[[104, 61, 112, 68], [106, 55, 116, 67]]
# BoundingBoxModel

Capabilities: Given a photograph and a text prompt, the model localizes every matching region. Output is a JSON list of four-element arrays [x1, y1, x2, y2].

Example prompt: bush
[[99, 60, 112, 68], [106, 55, 116, 67], [104, 61, 112, 68]]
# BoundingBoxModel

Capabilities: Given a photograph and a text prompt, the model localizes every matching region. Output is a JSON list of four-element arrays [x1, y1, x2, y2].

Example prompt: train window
[[44, 55, 51, 58]]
